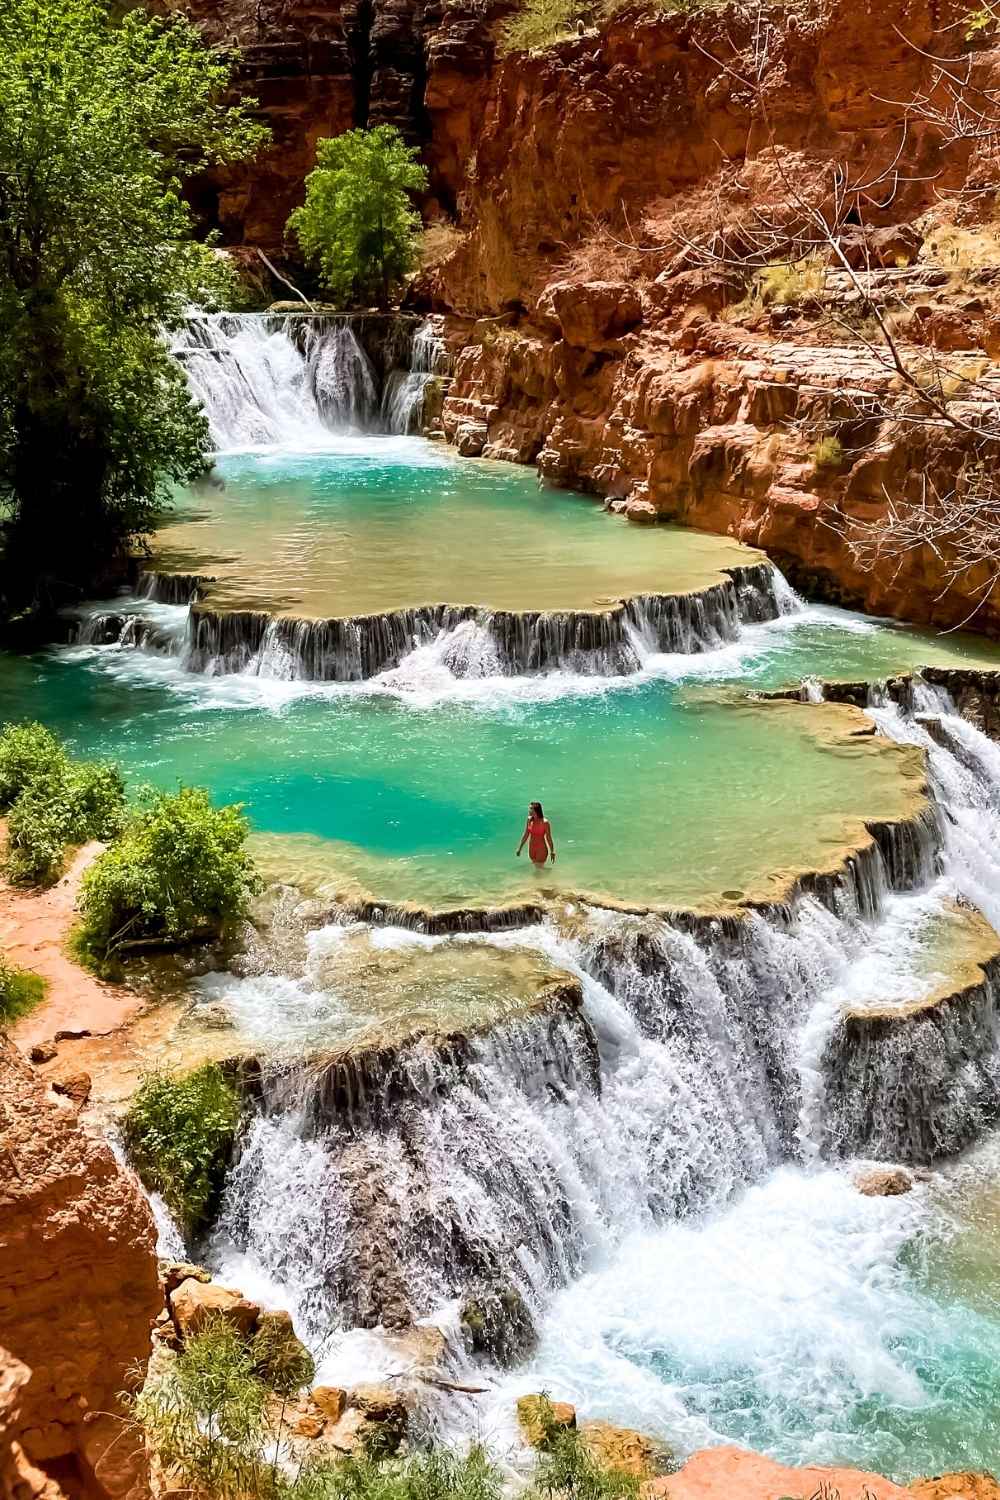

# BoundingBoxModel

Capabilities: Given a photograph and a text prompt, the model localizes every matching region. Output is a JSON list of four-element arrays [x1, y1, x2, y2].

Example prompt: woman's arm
[[546, 823, 556, 861], [516, 821, 529, 856]]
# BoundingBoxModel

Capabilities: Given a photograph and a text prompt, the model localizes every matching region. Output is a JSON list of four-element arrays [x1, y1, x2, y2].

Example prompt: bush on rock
[[122, 1063, 242, 1238], [77, 785, 260, 960]]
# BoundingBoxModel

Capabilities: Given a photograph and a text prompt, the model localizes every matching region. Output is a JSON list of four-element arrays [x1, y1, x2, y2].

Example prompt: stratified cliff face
[[0, 1041, 160, 1500], [425, 0, 1000, 633], [166, 0, 501, 245], [175, 0, 1000, 632]]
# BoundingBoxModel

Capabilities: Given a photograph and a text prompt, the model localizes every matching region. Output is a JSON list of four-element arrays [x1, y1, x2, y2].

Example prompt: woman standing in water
[[517, 801, 556, 868]]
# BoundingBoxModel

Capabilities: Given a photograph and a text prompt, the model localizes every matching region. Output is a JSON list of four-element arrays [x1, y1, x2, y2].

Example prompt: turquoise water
[[507, 1162, 1000, 1481], [0, 643, 923, 910], [163, 443, 762, 615], [10, 437, 1000, 1477]]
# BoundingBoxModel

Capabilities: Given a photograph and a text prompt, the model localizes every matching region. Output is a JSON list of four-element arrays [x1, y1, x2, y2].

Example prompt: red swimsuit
[[526, 817, 551, 864]]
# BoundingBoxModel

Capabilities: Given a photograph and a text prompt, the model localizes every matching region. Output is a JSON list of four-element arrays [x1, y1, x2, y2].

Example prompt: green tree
[[77, 784, 261, 960], [287, 126, 428, 308], [0, 0, 267, 617]]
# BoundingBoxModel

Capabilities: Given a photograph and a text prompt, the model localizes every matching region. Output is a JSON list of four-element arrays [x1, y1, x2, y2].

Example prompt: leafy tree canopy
[[287, 126, 428, 309], [0, 0, 267, 615]]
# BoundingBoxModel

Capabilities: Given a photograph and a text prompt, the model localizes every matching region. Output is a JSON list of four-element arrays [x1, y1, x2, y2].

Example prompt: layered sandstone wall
[[0, 1041, 160, 1500], [423, 0, 1000, 633], [165, 0, 503, 246], [175, 0, 1000, 632]]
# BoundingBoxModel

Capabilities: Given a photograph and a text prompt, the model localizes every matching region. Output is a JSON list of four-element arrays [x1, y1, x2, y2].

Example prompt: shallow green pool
[[0, 649, 924, 911], [161, 442, 764, 616]]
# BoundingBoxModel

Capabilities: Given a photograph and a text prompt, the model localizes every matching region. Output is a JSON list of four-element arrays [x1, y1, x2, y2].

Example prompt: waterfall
[[208, 784, 949, 1342], [380, 322, 446, 435], [200, 674, 1000, 1377], [140, 562, 779, 683], [171, 312, 442, 449]]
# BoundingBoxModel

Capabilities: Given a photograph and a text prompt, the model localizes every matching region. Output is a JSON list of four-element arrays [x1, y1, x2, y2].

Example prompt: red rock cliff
[[0, 1040, 160, 1500]]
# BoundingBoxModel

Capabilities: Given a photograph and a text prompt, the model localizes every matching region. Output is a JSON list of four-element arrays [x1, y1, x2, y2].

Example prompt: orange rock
[[0, 1039, 160, 1500], [311, 1385, 347, 1423], [48, 1072, 91, 1109], [856, 1166, 914, 1197], [169, 1278, 261, 1340], [653, 1446, 913, 1500], [911, 1477, 1000, 1499]]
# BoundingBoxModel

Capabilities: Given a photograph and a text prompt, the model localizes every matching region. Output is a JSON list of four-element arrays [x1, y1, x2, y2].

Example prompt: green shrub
[[811, 435, 844, 471], [529, 1421, 641, 1500], [131, 1315, 269, 1500], [754, 256, 826, 308], [498, 0, 709, 54], [0, 723, 126, 885], [122, 1064, 242, 1237], [77, 785, 260, 960], [292, 1447, 505, 1500], [0, 723, 65, 807], [251, 1316, 315, 1397], [0, 960, 46, 1025], [498, 0, 581, 52]]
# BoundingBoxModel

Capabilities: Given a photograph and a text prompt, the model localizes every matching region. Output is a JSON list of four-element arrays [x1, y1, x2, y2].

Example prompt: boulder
[[460, 1283, 536, 1367], [158, 1261, 212, 1297], [516, 1394, 577, 1448], [324, 1386, 408, 1457], [49, 1072, 92, 1109], [168, 1278, 261, 1340], [547, 281, 643, 350], [455, 421, 488, 456], [855, 1166, 914, 1197], [347, 1383, 409, 1423], [655, 1445, 913, 1499], [311, 1385, 347, 1423], [27, 1042, 57, 1064], [578, 1421, 671, 1478], [912, 1477, 1000, 1499], [253, 1309, 314, 1391]]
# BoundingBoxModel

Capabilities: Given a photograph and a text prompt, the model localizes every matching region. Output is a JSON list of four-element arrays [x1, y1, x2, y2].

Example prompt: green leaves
[[0, 961, 45, 1025], [122, 1063, 242, 1237], [0, 720, 126, 884], [287, 126, 427, 309], [0, 0, 268, 610], [77, 784, 262, 958]]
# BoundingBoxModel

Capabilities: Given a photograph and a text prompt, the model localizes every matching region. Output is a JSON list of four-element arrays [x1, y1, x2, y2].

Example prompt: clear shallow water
[[0, 649, 922, 911], [158, 441, 766, 616]]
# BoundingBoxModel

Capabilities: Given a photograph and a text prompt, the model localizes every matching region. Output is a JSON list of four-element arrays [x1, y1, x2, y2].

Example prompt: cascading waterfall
[[72, 562, 789, 682], [171, 312, 441, 448], [210, 788, 951, 1349], [380, 322, 446, 435]]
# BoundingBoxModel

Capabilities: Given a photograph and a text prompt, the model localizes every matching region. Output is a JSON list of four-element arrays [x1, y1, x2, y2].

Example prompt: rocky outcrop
[[421, 0, 1000, 635], [912, 1478, 1000, 1499], [167, 0, 505, 247], [0, 1040, 160, 1500], [656, 1445, 914, 1500]]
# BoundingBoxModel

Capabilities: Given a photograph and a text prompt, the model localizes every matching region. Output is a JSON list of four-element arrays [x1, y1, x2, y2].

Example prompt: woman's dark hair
[[530, 801, 544, 819]]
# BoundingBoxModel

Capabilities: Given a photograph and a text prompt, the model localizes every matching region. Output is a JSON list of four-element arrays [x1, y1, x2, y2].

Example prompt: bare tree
[[651, 2, 1000, 621]]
